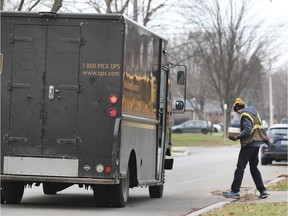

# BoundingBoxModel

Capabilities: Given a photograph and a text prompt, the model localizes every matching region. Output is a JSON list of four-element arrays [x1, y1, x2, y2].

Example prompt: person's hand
[[268, 141, 276, 150], [264, 139, 276, 149], [229, 136, 238, 141]]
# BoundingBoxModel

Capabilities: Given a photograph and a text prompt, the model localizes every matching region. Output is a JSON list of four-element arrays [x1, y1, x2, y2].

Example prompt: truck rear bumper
[[2, 156, 119, 185], [0, 174, 119, 185], [3, 156, 79, 177]]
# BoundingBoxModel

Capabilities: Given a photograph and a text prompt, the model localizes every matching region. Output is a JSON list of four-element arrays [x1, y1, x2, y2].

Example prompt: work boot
[[223, 191, 240, 199], [259, 190, 268, 199]]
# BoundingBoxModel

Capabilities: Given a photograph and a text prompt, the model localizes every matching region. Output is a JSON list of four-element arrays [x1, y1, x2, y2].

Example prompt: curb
[[266, 176, 286, 186], [171, 151, 189, 156], [171, 147, 190, 156], [187, 176, 287, 216], [187, 201, 231, 216], [246, 176, 287, 195]]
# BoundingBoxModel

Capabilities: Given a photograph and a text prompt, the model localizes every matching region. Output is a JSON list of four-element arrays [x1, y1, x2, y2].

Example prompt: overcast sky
[[254, 0, 288, 67], [3, 0, 287, 67]]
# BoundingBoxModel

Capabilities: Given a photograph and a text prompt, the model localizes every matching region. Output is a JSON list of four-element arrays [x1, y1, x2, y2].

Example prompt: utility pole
[[269, 74, 273, 125], [224, 104, 227, 145], [268, 59, 273, 126]]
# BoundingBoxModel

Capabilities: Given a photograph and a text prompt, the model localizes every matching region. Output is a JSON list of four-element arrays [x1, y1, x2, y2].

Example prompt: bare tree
[[179, 0, 278, 130], [169, 33, 205, 118], [0, 0, 3, 10], [51, 0, 63, 12], [272, 67, 288, 122], [140, 0, 167, 26], [28, 0, 41, 11], [262, 65, 288, 122], [2, 0, 62, 12], [88, 0, 130, 14], [17, 0, 25, 11]]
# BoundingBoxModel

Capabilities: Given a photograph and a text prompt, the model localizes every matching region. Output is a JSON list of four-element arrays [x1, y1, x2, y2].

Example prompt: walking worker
[[223, 98, 269, 199]]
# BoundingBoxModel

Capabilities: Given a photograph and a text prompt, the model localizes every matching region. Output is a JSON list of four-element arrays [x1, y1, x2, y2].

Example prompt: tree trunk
[[51, 0, 63, 12]]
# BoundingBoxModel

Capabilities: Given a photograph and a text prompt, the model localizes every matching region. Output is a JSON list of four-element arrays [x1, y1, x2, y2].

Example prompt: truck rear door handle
[[49, 85, 55, 100]]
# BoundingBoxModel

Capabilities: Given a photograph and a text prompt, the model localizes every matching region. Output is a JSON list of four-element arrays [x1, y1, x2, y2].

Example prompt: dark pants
[[231, 147, 266, 193]]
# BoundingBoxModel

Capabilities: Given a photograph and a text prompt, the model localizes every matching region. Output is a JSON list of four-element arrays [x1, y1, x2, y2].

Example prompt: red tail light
[[109, 108, 117, 117], [105, 166, 112, 173], [109, 95, 118, 104]]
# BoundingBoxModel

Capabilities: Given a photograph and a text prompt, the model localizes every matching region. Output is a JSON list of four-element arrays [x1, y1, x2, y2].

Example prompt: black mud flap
[[164, 158, 174, 170]]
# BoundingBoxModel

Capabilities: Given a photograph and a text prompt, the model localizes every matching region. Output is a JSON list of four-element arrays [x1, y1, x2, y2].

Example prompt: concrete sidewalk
[[253, 191, 287, 203], [188, 191, 287, 216], [188, 177, 288, 216], [240, 176, 287, 203]]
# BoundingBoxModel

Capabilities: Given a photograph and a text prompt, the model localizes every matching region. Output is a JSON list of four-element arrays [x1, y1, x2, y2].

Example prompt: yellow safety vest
[[240, 113, 264, 134], [239, 112, 267, 147]]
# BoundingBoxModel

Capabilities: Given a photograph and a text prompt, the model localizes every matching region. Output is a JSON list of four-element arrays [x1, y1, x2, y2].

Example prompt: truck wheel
[[110, 170, 129, 207], [43, 183, 57, 195], [149, 185, 163, 198], [93, 185, 109, 207], [2, 181, 24, 204]]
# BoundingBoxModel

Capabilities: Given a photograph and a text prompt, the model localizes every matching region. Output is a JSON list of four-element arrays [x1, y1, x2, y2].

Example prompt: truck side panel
[[77, 19, 124, 178], [119, 20, 166, 184]]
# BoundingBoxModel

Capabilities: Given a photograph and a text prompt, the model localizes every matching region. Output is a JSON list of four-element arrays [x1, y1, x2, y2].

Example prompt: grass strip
[[171, 133, 235, 147], [267, 178, 288, 191], [203, 202, 288, 216]]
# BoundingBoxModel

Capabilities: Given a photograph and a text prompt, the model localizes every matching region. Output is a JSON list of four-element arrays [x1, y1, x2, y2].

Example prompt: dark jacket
[[236, 106, 267, 147]]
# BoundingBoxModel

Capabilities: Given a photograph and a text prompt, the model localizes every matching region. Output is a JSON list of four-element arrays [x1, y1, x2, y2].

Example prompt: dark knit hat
[[233, 98, 246, 112]]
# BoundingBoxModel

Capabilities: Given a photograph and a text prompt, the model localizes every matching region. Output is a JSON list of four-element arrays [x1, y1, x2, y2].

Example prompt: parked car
[[260, 123, 288, 165], [280, 117, 288, 124], [266, 124, 288, 143], [206, 121, 222, 132], [172, 120, 210, 134], [262, 120, 269, 130], [213, 124, 222, 132], [230, 119, 268, 129]]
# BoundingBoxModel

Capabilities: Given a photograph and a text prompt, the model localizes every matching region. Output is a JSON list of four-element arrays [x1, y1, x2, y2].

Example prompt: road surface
[[1, 146, 286, 216]]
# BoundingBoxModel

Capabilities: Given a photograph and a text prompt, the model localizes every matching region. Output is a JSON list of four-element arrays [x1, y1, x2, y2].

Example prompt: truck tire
[[149, 185, 163, 198], [110, 169, 129, 207], [93, 185, 109, 207], [2, 181, 24, 204]]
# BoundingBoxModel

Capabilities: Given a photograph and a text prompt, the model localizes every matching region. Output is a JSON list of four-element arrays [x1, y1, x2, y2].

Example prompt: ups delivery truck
[[0, 12, 186, 207]]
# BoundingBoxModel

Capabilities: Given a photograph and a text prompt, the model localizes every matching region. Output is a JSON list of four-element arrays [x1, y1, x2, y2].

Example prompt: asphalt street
[[1, 146, 287, 216]]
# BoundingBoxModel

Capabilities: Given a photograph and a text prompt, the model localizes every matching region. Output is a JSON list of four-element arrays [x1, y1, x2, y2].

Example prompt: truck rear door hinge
[[58, 84, 83, 93], [7, 81, 31, 91], [61, 37, 85, 46], [56, 137, 81, 147], [3, 134, 28, 144], [9, 34, 32, 44]]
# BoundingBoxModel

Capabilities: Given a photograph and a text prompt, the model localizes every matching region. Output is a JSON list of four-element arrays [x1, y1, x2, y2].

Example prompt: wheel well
[[128, 150, 137, 188]]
